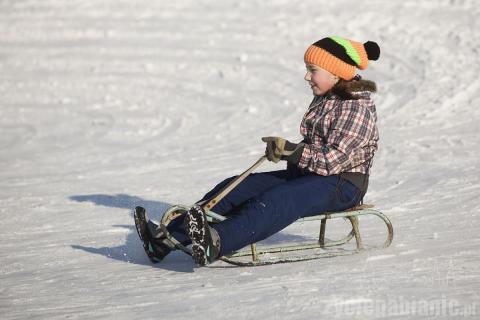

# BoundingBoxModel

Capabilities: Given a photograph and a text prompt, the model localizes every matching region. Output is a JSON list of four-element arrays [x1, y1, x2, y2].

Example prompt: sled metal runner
[[158, 155, 394, 267]]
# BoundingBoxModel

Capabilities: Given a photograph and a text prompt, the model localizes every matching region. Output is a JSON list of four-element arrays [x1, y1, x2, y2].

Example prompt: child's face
[[304, 63, 339, 96]]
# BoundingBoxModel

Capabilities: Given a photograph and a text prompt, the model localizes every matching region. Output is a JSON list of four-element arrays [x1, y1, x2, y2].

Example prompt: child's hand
[[261, 137, 305, 164]]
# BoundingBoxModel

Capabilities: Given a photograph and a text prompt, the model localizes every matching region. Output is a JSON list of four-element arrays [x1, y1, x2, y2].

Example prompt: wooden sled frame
[[158, 155, 394, 266], [160, 203, 394, 267]]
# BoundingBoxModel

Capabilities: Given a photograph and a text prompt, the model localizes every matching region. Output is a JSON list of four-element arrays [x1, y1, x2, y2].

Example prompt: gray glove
[[261, 136, 305, 164]]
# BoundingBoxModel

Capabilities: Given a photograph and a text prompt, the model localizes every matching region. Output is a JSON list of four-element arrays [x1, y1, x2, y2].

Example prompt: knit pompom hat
[[304, 36, 380, 80]]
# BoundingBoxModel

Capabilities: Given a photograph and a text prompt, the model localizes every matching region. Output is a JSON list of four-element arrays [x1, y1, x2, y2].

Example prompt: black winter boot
[[134, 206, 172, 263]]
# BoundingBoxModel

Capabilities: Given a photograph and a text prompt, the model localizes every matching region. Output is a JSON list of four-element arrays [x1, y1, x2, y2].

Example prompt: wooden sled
[[159, 155, 394, 267], [160, 203, 393, 267]]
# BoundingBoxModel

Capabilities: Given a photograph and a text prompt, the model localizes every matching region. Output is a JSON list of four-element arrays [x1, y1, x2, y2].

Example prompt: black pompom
[[364, 41, 380, 60]]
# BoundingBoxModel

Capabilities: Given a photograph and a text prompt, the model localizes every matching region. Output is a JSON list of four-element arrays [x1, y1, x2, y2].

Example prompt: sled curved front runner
[[159, 203, 394, 267]]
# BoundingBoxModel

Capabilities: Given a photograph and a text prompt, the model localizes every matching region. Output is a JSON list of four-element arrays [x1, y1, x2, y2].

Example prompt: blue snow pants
[[166, 165, 363, 257]]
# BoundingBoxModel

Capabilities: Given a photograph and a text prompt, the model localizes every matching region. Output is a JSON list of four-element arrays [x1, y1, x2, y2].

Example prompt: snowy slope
[[1, 0, 479, 319]]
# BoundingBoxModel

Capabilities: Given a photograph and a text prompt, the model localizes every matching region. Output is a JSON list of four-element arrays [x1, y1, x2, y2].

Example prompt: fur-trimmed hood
[[330, 79, 377, 100]]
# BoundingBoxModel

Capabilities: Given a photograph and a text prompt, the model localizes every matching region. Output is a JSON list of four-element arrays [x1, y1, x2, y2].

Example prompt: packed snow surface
[[1, 0, 479, 319]]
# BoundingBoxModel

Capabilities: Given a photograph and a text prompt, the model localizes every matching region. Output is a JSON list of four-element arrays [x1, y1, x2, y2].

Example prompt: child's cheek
[[313, 77, 325, 90]]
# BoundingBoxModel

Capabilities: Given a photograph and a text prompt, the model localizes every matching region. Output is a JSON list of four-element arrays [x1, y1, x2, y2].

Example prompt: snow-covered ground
[[1, 0, 479, 318]]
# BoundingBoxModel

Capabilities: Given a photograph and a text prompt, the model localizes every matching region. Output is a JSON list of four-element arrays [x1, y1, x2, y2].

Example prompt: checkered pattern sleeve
[[297, 100, 376, 175]]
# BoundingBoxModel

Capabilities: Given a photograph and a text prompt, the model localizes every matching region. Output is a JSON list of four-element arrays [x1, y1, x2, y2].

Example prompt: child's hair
[[331, 75, 377, 100]]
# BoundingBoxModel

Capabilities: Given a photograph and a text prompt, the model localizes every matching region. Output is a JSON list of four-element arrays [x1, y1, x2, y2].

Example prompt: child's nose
[[304, 71, 311, 81]]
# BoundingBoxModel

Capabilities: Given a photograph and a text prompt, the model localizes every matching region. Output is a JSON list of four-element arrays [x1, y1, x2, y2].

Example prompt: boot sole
[[186, 205, 208, 266]]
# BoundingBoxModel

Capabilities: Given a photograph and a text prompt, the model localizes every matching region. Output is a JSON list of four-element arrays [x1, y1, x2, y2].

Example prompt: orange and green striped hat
[[304, 36, 380, 80]]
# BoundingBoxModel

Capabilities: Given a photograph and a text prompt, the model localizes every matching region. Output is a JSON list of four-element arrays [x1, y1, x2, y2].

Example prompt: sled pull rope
[[201, 155, 268, 211]]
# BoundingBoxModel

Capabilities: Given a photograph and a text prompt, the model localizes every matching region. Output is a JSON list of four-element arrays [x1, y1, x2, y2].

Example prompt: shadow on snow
[[69, 193, 311, 272]]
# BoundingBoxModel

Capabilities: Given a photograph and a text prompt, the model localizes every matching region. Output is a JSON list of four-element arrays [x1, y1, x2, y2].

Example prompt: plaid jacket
[[297, 91, 379, 176]]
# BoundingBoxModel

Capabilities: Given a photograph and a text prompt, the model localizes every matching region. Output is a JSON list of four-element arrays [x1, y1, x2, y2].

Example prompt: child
[[134, 36, 381, 266]]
